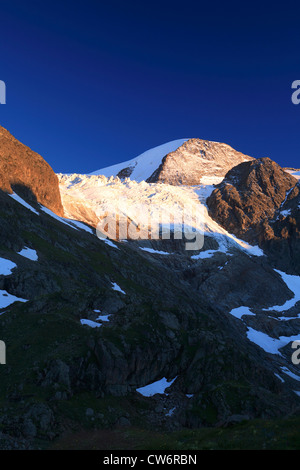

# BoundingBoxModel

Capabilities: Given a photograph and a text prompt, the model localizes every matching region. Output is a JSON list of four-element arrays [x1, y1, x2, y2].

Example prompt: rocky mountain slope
[[207, 157, 300, 273], [1, 129, 300, 449], [91, 138, 252, 185], [0, 126, 64, 217], [1, 182, 300, 449], [207, 158, 298, 243], [146, 138, 253, 185]]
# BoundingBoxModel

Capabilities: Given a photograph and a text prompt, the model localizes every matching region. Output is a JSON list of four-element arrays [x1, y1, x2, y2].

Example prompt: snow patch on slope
[[0, 291, 27, 310], [140, 247, 171, 255], [40, 206, 93, 233], [111, 282, 126, 295], [0, 257, 16, 275], [9, 193, 39, 215], [246, 328, 300, 356], [264, 270, 300, 312], [80, 319, 102, 328], [136, 376, 177, 397], [18, 247, 38, 261], [230, 306, 256, 320]]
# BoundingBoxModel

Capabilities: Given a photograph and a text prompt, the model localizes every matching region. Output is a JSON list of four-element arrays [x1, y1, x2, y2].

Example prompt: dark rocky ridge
[[206, 157, 300, 274], [207, 158, 298, 244], [264, 186, 300, 274], [0, 126, 64, 216]]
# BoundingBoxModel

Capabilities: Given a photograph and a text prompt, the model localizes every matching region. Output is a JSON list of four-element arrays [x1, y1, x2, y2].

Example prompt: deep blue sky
[[0, 0, 300, 173]]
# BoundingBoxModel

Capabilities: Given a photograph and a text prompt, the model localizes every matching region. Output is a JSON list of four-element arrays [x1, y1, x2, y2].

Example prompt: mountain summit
[[146, 138, 253, 185], [58, 138, 254, 233], [91, 138, 252, 185]]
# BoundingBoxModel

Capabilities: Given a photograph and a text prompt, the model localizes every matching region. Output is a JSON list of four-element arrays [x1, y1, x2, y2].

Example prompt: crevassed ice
[[58, 174, 264, 258]]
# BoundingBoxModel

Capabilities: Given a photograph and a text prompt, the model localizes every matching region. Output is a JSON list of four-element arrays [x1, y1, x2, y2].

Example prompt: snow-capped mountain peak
[[90, 138, 252, 185], [90, 138, 189, 182], [58, 138, 257, 252]]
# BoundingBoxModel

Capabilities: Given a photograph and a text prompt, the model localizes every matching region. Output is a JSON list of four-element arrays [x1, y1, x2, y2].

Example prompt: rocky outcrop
[[146, 138, 253, 185], [117, 165, 136, 179], [262, 185, 300, 273], [207, 157, 298, 245], [0, 126, 64, 216]]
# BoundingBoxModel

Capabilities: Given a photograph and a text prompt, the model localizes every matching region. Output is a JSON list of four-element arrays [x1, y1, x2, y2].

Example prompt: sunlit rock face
[[146, 138, 253, 185], [207, 157, 298, 243], [0, 125, 64, 216]]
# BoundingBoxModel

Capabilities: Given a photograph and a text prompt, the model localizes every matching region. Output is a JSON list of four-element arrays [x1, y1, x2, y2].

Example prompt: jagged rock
[[39, 360, 71, 390], [207, 157, 297, 245]]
